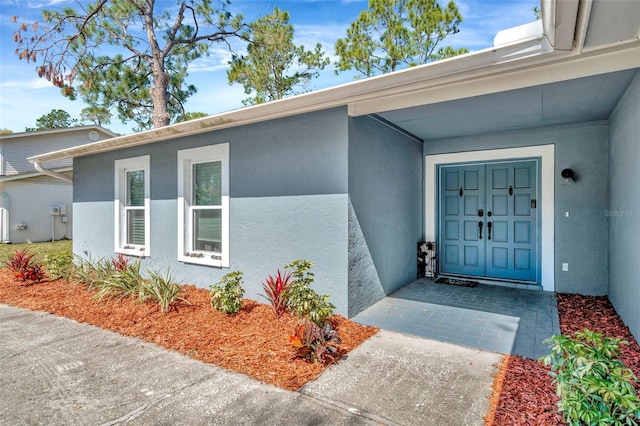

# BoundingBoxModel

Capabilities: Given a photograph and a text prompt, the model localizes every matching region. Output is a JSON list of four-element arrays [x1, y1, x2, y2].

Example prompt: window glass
[[193, 209, 221, 252], [127, 170, 145, 207], [127, 209, 145, 245], [194, 161, 221, 206]]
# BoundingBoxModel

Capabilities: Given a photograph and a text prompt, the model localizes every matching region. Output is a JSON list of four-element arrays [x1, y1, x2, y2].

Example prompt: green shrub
[[43, 250, 73, 281], [540, 329, 640, 426], [141, 269, 184, 313], [210, 271, 244, 314], [284, 260, 335, 325], [290, 320, 342, 363]]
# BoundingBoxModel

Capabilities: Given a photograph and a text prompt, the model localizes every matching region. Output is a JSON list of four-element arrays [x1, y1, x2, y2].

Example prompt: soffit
[[376, 68, 638, 140]]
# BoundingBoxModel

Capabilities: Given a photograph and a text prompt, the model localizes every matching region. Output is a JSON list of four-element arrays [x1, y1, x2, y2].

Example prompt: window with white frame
[[177, 144, 229, 267], [114, 156, 150, 256]]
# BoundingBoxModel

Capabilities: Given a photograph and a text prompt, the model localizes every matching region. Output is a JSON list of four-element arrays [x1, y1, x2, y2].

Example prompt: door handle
[[478, 221, 483, 239], [487, 221, 492, 240], [459, 187, 463, 197]]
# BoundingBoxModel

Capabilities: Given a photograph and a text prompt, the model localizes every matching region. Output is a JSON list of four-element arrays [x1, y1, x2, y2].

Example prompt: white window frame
[[177, 144, 229, 267], [114, 155, 150, 257]]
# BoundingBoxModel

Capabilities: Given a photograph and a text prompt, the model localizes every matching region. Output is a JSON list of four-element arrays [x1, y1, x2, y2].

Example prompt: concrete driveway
[[0, 304, 502, 425]]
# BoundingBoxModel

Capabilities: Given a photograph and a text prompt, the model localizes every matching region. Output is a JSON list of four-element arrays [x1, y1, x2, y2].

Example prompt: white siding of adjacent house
[[0, 173, 73, 243], [1, 128, 112, 175]]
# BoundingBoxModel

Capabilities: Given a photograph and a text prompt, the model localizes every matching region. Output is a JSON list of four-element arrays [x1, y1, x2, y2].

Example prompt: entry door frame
[[425, 144, 555, 291]]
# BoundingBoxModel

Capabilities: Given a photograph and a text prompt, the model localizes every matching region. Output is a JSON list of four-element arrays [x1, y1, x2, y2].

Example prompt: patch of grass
[[0, 240, 72, 264]]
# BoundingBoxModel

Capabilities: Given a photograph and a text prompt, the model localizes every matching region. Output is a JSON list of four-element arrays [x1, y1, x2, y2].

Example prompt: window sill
[[116, 246, 148, 258], [178, 254, 227, 268]]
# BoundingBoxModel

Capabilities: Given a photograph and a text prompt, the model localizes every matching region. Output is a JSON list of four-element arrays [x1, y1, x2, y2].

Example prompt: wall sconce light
[[561, 168, 575, 185]]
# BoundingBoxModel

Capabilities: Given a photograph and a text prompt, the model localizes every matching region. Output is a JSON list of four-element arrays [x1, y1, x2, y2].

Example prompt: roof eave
[[1, 125, 117, 141], [28, 34, 555, 165]]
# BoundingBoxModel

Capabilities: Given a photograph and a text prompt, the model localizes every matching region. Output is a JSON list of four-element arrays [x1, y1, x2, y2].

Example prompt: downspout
[[33, 161, 73, 183], [0, 192, 9, 244]]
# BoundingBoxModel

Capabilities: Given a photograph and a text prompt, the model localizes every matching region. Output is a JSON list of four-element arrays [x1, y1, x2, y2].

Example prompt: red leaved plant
[[261, 269, 293, 317], [290, 320, 342, 364], [5, 249, 45, 283], [112, 253, 130, 271]]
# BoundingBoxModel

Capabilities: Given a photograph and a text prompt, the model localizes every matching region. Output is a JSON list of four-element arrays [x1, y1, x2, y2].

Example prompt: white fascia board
[[349, 40, 640, 117], [28, 37, 557, 165], [0, 166, 73, 182], [28, 40, 640, 166]]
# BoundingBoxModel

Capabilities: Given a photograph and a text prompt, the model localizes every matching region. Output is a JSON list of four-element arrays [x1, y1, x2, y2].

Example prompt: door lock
[[478, 209, 484, 217]]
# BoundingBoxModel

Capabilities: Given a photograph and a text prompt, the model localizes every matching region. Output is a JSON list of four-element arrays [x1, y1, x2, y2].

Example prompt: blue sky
[[0, 0, 538, 135]]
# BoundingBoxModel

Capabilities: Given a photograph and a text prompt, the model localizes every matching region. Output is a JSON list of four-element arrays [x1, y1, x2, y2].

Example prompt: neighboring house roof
[[0, 167, 72, 183], [28, 0, 640, 167], [1, 126, 115, 176], [0, 125, 117, 142]]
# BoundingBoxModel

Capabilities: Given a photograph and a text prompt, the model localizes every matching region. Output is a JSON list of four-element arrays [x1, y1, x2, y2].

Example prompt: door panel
[[486, 161, 537, 281], [439, 160, 538, 282], [439, 165, 485, 277]]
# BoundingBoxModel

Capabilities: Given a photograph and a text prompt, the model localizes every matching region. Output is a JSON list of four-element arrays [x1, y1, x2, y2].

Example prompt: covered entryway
[[439, 160, 539, 283], [352, 278, 560, 359]]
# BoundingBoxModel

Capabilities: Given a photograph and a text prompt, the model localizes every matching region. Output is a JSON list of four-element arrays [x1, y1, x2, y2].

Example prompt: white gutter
[[29, 0, 620, 166], [27, 35, 555, 165], [33, 161, 73, 183], [542, 0, 580, 50]]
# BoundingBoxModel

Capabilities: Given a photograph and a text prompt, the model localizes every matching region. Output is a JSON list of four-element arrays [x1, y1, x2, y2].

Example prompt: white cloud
[[0, 78, 52, 89]]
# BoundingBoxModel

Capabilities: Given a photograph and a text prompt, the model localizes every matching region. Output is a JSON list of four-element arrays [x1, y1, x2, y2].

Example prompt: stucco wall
[[608, 70, 640, 340], [347, 116, 424, 316], [2, 176, 72, 244], [424, 122, 609, 295], [73, 108, 351, 315]]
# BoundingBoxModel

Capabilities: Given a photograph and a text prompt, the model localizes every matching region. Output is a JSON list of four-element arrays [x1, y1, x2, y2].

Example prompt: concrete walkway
[[0, 304, 502, 425]]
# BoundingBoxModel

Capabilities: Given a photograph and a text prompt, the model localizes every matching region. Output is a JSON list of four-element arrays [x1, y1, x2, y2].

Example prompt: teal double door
[[438, 160, 539, 282]]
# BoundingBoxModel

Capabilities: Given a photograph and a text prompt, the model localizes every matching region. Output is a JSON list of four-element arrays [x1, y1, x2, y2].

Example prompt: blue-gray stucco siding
[[347, 116, 424, 316], [73, 107, 424, 317], [74, 107, 351, 314], [608, 70, 640, 339]]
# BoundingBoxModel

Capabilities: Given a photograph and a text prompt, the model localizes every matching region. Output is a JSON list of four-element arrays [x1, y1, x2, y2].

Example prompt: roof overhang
[[28, 0, 640, 166], [1, 125, 116, 141], [0, 166, 72, 183]]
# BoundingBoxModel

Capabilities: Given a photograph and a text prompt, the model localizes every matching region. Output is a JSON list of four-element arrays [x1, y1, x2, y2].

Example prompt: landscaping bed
[[2, 254, 639, 422], [0, 269, 378, 390], [489, 294, 640, 425]]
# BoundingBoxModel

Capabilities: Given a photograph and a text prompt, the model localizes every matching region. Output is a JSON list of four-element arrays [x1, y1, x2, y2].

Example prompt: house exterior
[[0, 126, 114, 243], [30, 1, 640, 338]]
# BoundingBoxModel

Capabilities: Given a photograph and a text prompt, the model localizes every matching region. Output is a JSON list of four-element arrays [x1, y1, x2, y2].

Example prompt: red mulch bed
[[488, 293, 640, 425], [0, 270, 378, 391], [4, 270, 639, 421]]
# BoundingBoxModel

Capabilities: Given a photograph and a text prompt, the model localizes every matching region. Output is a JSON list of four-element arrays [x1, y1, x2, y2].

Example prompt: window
[[114, 156, 150, 256], [178, 144, 229, 267]]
